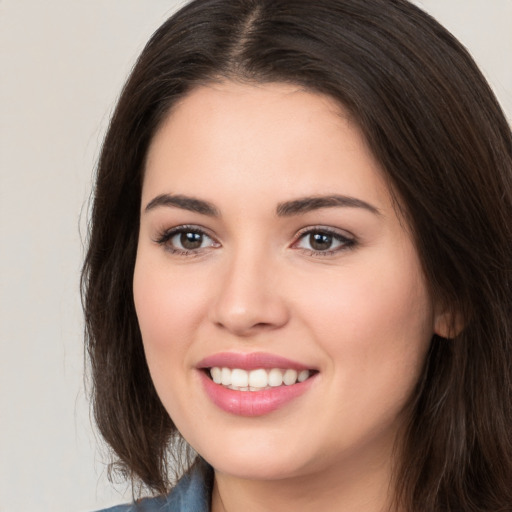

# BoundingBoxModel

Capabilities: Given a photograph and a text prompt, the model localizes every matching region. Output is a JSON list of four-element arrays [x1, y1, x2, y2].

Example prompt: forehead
[[143, 81, 391, 211]]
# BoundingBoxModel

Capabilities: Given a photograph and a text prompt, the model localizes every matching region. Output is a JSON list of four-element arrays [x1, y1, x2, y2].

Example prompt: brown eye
[[179, 231, 204, 250], [309, 232, 334, 251], [156, 226, 219, 254], [294, 228, 355, 255]]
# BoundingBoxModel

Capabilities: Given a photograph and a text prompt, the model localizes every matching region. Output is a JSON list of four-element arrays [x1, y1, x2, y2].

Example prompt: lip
[[197, 351, 313, 371], [197, 352, 318, 416]]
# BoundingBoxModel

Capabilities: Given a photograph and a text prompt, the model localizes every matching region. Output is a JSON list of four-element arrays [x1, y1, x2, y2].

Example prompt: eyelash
[[154, 225, 219, 256], [154, 225, 356, 257], [291, 226, 356, 256]]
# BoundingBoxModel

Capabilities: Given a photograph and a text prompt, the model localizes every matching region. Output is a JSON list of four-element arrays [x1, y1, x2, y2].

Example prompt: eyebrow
[[144, 194, 220, 216], [144, 193, 380, 217], [276, 195, 381, 216]]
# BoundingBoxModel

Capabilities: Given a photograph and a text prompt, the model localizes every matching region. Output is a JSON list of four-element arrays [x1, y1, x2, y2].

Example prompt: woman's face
[[134, 82, 441, 482]]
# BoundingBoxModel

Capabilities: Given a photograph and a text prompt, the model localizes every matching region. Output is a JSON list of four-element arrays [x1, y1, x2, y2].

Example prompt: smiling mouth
[[207, 367, 316, 391]]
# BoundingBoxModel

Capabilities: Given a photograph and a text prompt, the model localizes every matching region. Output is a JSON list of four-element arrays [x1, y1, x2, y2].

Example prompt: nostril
[[209, 275, 290, 335]]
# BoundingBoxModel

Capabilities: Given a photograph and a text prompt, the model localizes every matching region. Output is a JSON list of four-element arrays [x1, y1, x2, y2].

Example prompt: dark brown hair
[[82, 0, 512, 509]]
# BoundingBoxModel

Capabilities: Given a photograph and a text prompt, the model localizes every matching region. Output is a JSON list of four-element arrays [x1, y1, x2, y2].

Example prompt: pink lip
[[197, 352, 312, 371], [197, 352, 317, 417]]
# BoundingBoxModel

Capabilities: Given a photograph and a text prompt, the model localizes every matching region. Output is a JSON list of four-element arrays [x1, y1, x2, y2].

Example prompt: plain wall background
[[0, 1, 510, 511]]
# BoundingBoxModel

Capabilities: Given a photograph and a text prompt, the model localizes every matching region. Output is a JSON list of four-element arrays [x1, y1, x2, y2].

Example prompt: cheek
[[297, 263, 432, 346], [132, 260, 202, 403], [293, 247, 434, 401], [132, 257, 208, 423], [133, 257, 209, 350]]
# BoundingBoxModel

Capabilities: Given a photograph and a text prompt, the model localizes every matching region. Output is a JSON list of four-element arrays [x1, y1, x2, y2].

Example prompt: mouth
[[206, 367, 315, 391], [197, 352, 318, 416]]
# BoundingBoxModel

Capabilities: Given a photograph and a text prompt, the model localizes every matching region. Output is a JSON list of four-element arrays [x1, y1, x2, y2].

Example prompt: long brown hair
[[82, 0, 512, 509]]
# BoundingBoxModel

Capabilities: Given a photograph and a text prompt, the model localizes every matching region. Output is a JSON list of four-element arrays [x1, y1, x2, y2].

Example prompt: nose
[[209, 249, 290, 337]]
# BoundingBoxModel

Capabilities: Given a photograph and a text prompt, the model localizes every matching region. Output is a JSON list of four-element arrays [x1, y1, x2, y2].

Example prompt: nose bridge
[[210, 239, 288, 335]]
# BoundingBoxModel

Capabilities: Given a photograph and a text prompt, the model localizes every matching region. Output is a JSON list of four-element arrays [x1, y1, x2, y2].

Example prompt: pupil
[[310, 232, 332, 251], [180, 232, 202, 249]]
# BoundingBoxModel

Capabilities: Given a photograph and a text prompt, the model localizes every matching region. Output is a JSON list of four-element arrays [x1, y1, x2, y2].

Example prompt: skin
[[133, 82, 449, 511]]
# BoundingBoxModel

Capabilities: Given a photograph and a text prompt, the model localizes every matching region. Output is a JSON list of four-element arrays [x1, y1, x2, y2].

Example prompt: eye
[[293, 228, 355, 255], [155, 226, 219, 255]]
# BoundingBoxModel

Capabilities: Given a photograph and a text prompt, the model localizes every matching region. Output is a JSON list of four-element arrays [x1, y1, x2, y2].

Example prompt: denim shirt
[[95, 460, 212, 512]]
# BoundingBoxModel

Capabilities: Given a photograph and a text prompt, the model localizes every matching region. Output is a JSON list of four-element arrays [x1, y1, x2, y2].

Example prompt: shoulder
[[92, 495, 167, 512], [92, 459, 213, 512]]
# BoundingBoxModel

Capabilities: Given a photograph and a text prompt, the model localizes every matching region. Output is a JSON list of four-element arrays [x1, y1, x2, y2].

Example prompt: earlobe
[[434, 307, 464, 339]]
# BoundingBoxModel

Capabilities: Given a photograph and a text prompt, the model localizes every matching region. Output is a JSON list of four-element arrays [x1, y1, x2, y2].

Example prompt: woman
[[82, 0, 512, 510]]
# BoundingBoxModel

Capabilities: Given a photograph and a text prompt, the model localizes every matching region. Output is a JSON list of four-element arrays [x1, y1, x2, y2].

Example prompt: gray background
[[1, 1, 510, 511]]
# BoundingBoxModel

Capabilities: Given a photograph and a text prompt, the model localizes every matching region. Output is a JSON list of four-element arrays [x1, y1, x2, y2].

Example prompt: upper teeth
[[209, 367, 310, 390]]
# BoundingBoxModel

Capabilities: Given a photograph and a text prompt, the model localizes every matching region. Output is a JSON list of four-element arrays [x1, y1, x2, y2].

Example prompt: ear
[[434, 305, 464, 339]]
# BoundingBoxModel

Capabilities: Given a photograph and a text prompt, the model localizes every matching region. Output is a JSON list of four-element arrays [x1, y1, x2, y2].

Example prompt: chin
[[207, 453, 307, 481], [189, 430, 315, 481]]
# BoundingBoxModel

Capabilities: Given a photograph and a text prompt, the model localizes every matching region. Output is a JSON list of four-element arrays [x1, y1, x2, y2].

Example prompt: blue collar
[[98, 459, 212, 512], [165, 458, 212, 511]]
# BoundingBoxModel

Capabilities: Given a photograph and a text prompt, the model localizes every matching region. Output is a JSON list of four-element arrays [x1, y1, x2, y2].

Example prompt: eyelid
[[294, 224, 354, 238]]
